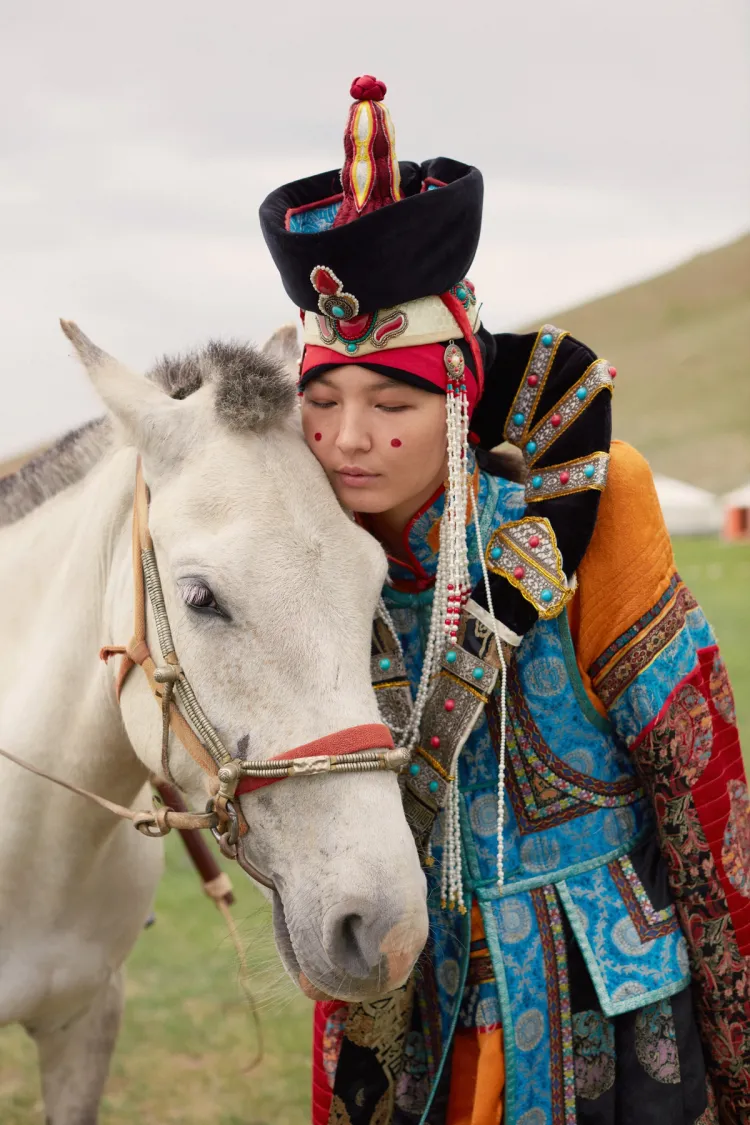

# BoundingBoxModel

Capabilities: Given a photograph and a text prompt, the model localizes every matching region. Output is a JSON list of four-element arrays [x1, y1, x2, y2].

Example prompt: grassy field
[[1, 538, 748, 1124]]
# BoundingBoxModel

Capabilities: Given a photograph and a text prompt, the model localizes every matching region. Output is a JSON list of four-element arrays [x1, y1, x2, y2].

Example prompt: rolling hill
[[535, 232, 750, 493]]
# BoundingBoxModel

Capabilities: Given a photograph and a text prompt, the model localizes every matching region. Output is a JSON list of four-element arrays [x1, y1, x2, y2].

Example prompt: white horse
[[0, 323, 427, 1124]]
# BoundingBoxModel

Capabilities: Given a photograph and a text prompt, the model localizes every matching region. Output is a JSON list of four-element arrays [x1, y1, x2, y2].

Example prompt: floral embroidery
[[710, 653, 737, 727], [667, 683, 714, 783], [634, 998, 681, 1084], [722, 780, 750, 898], [322, 1006, 349, 1087], [633, 676, 750, 1116], [571, 1010, 615, 1100], [394, 1030, 430, 1115]]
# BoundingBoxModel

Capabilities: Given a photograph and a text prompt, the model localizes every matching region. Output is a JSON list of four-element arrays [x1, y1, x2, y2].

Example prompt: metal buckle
[[207, 797, 240, 858]]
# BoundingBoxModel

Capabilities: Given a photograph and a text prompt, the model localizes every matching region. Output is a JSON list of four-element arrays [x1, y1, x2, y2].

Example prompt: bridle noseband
[[100, 458, 407, 888]]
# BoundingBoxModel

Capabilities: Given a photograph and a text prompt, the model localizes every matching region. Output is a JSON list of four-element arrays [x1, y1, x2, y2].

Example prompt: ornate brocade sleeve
[[573, 442, 750, 1124]]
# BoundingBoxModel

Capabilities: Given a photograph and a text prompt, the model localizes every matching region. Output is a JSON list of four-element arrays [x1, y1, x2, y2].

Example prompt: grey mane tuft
[[0, 418, 112, 528], [0, 339, 294, 529], [148, 339, 296, 432]]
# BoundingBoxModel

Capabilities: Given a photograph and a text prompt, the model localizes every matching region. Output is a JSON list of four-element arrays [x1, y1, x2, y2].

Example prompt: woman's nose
[[335, 410, 371, 454]]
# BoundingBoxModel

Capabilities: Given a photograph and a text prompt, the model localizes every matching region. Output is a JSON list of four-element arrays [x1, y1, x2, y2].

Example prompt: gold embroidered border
[[504, 324, 568, 446], [525, 359, 615, 468], [525, 451, 610, 503]]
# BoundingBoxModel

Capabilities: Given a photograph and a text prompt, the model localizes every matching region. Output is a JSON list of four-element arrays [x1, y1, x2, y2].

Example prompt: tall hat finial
[[333, 76, 403, 227]]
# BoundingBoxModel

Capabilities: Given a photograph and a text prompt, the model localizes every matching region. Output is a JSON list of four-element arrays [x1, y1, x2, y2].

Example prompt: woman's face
[[301, 366, 448, 514]]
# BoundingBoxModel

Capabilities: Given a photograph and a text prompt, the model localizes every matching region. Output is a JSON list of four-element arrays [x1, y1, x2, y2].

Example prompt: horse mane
[[0, 341, 296, 528], [0, 418, 112, 528]]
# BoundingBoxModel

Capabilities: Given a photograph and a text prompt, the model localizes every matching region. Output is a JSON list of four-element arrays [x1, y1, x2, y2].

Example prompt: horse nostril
[[326, 909, 381, 979]]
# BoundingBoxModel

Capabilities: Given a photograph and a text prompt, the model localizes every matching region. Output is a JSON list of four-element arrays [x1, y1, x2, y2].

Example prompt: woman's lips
[[336, 468, 380, 488]]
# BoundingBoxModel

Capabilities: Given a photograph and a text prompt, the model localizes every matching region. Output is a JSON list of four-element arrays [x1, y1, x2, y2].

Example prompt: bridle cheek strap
[[235, 722, 395, 796]]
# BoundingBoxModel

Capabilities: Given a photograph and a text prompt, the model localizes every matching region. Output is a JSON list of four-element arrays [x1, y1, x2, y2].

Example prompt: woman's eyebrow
[[366, 377, 406, 391]]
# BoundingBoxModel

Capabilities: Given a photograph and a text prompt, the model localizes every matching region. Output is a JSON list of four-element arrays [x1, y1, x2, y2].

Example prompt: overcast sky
[[1, 0, 749, 457]]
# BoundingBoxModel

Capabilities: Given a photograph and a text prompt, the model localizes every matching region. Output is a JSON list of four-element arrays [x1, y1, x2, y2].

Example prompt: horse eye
[[178, 580, 227, 618]]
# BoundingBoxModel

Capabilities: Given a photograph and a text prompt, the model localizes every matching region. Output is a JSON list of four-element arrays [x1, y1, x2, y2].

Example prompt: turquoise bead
[[379, 657, 391, 672], [446, 650, 458, 664], [576, 387, 588, 400], [490, 545, 503, 560], [409, 763, 421, 776], [532, 475, 543, 489], [526, 440, 537, 455], [541, 589, 553, 603], [513, 412, 525, 426], [447, 383, 453, 392], [428, 780, 439, 793], [346, 343, 357, 353], [472, 667, 484, 681], [584, 464, 595, 479], [456, 286, 467, 301], [541, 332, 553, 347], [331, 305, 345, 319]]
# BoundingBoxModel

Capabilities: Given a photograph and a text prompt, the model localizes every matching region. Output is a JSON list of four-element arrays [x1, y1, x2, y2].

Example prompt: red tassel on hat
[[334, 75, 403, 227]]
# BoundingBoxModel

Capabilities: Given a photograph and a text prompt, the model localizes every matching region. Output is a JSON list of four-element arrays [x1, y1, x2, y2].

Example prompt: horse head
[[61, 320, 428, 1002]]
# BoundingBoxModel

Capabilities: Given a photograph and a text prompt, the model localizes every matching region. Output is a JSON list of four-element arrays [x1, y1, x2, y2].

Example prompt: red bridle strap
[[235, 722, 394, 796]]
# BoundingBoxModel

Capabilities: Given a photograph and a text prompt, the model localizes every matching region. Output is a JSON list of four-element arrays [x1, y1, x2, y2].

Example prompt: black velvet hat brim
[[259, 159, 483, 313]]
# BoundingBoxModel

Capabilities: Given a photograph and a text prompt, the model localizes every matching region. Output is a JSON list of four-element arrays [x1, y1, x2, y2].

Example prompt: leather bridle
[[50, 456, 406, 889]]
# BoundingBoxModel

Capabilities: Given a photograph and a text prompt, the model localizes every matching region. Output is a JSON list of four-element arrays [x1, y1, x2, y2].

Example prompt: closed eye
[[376, 404, 410, 413], [178, 579, 230, 620]]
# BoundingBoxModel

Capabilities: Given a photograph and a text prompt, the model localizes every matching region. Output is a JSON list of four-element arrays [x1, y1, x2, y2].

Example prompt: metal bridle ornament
[[0, 458, 408, 891]]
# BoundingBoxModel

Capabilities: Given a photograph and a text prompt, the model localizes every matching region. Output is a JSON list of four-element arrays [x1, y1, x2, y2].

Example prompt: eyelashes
[[307, 400, 410, 413], [178, 579, 230, 620]]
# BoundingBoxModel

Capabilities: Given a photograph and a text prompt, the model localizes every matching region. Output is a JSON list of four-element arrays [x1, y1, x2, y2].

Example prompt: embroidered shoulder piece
[[504, 324, 568, 445], [523, 358, 615, 467], [485, 517, 574, 618], [525, 451, 610, 502]]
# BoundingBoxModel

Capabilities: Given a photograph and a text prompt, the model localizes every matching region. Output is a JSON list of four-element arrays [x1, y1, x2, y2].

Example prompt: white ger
[[0, 323, 427, 1125]]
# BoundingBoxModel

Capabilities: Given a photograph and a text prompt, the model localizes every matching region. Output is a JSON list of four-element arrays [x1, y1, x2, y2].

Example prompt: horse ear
[[60, 320, 191, 462], [262, 324, 301, 381]]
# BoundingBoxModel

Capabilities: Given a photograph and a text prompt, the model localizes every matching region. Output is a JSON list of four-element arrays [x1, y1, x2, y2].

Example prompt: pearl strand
[[376, 343, 475, 912], [470, 486, 508, 890]]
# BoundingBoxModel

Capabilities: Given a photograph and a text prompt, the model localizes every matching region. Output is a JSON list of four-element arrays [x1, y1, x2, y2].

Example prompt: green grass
[[2, 540, 747, 1122], [673, 538, 750, 760], [0, 841, 312, 1125]]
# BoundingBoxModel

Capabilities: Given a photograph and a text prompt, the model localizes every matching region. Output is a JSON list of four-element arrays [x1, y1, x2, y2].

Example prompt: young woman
[[260, 76, 749, 1125]]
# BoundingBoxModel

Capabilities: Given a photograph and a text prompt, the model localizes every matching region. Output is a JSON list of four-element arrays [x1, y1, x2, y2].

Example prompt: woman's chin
[[333, 482, 391, 513]]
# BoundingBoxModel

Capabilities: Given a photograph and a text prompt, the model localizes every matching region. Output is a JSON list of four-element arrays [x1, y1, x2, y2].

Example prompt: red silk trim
[[312, 1001, 344, 1125], [235, 722, 394, 796], [300, 341, 481, 414], [284, 193, 343, 232]]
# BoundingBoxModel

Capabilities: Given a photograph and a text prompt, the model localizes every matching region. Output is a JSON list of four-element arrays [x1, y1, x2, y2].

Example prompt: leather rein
[[1, 458, 407, 891]]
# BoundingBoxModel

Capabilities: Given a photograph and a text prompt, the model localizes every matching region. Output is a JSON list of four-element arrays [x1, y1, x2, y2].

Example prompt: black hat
[[259, 75, 484, 364]]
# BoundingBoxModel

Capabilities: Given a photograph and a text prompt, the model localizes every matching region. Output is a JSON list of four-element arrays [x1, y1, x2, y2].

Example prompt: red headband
[[299, 339, 483, 416]]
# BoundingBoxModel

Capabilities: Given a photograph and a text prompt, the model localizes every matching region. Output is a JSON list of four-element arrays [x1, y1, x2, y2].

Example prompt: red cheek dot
[[314, 432, 322, 442], [391, 438, 402, 448]]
